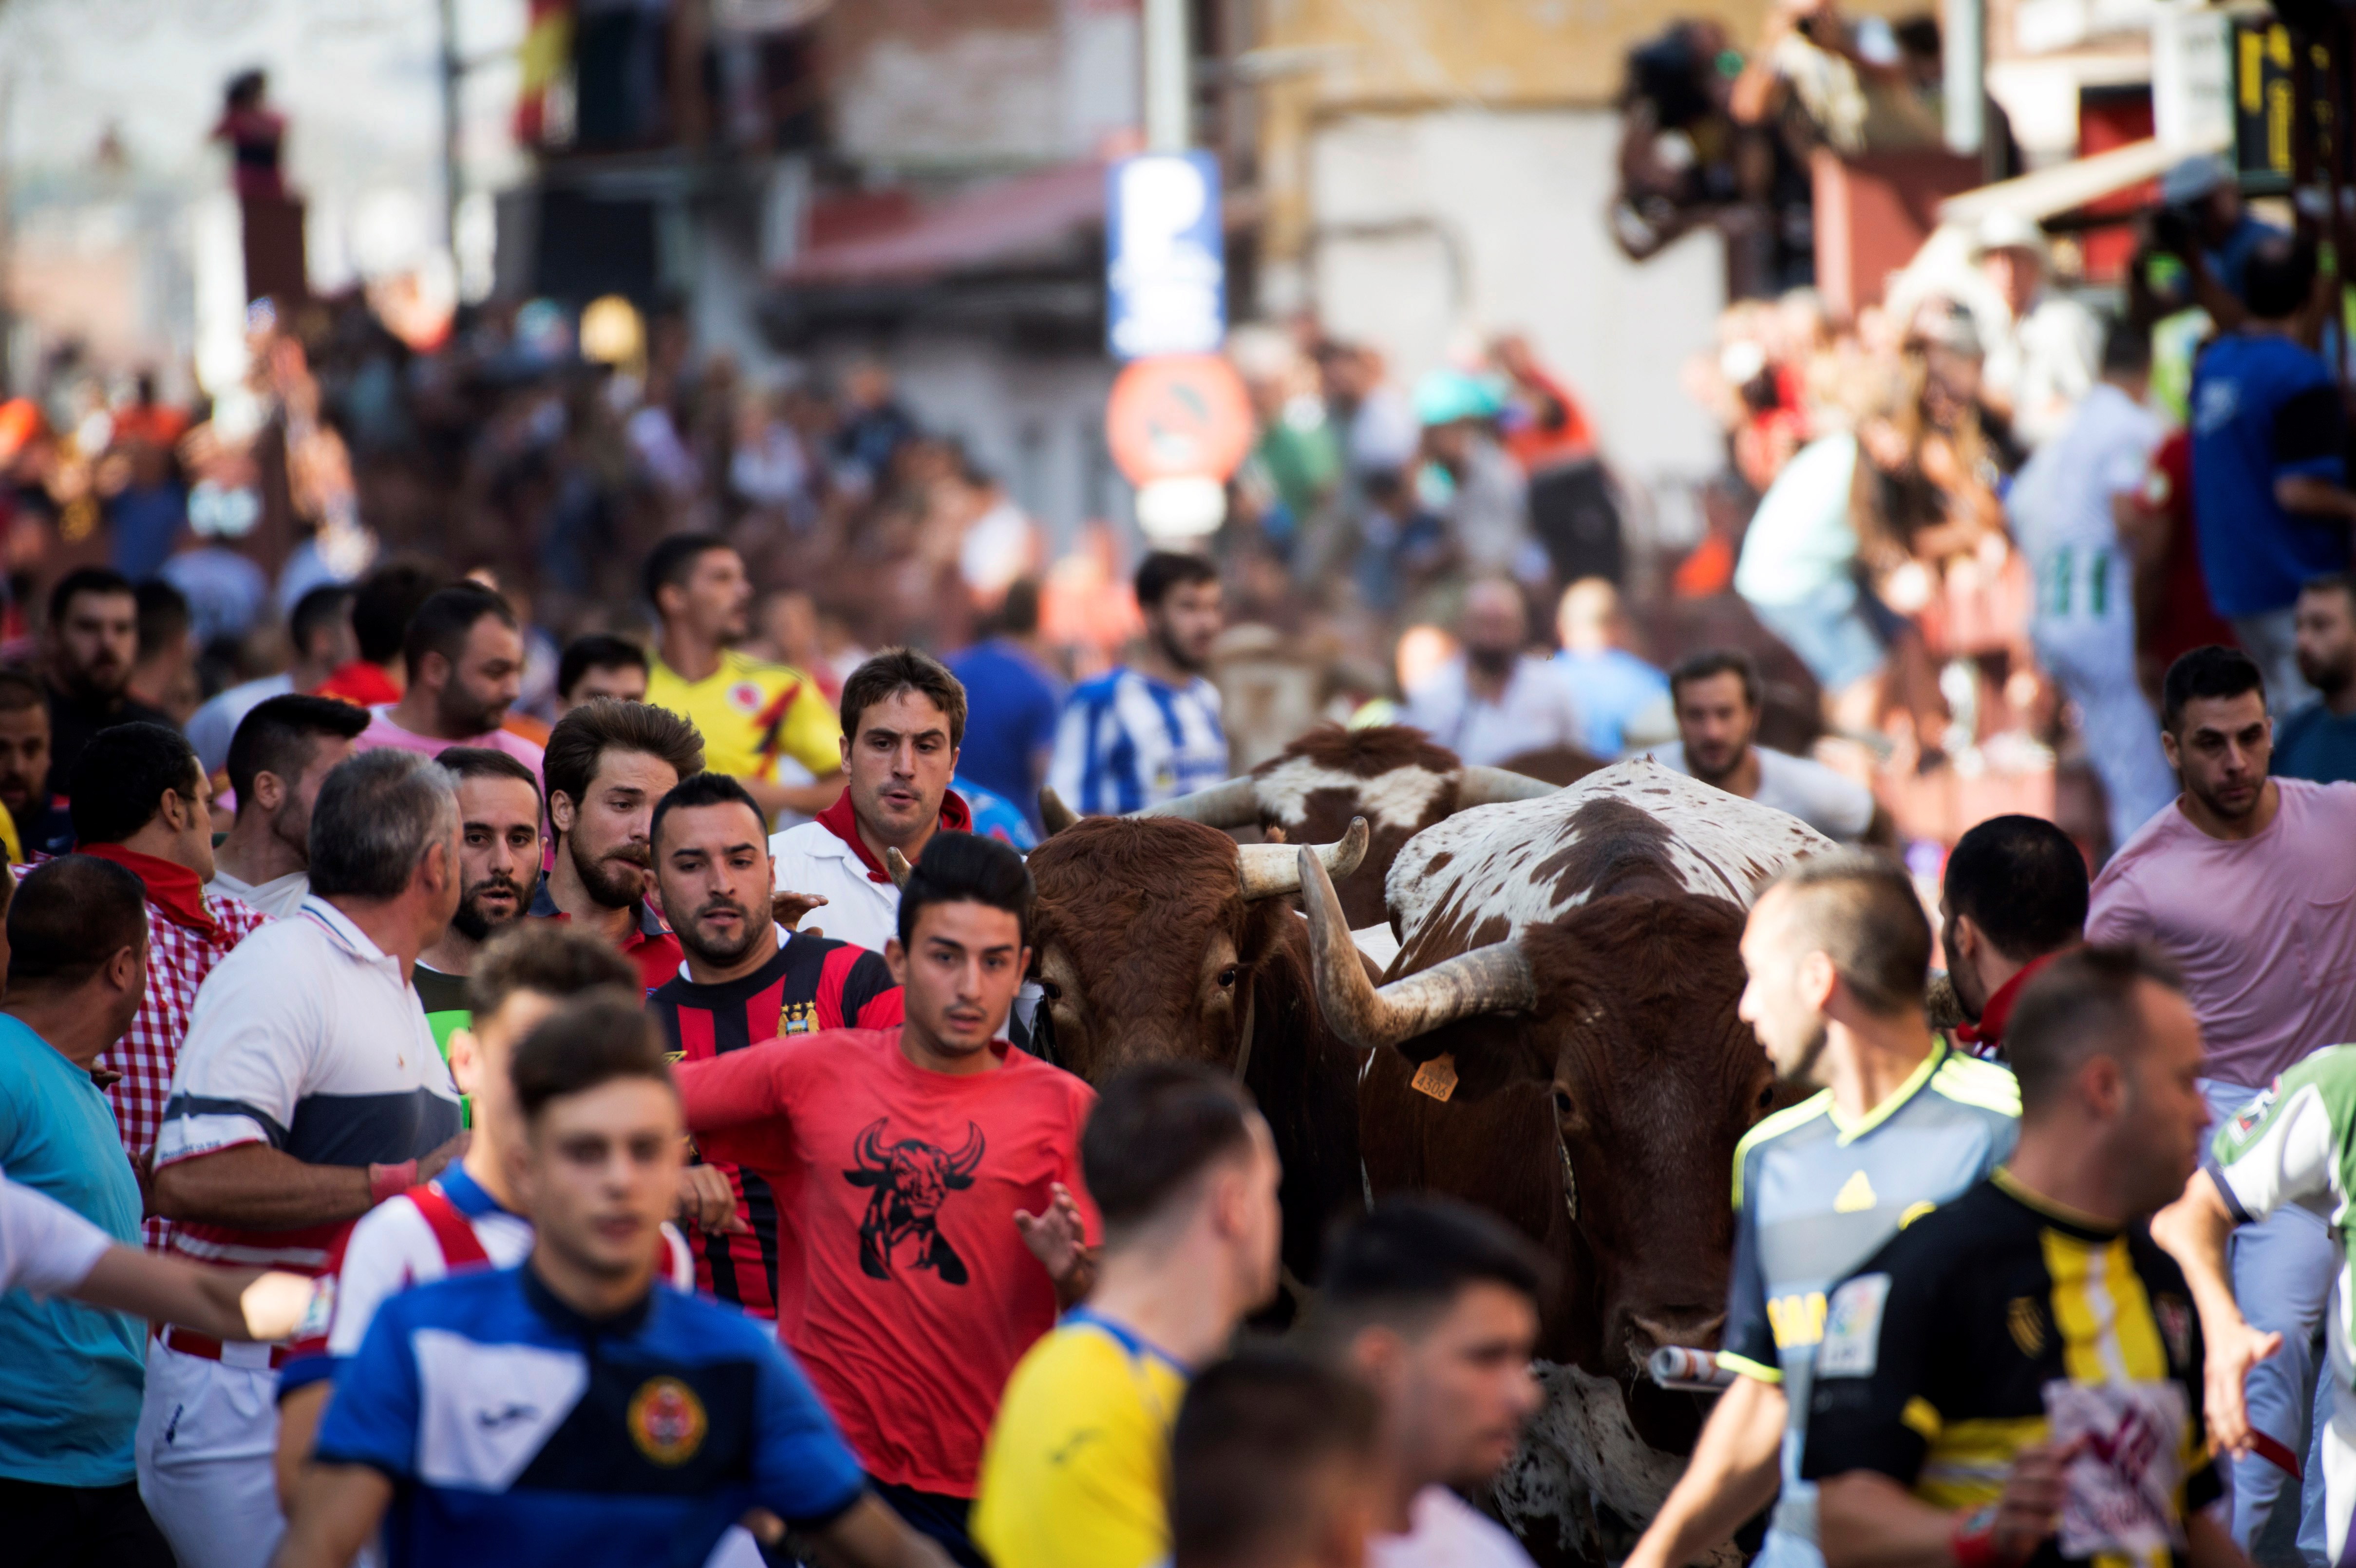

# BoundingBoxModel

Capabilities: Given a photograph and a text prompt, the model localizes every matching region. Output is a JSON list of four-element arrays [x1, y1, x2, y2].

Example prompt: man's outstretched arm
[[1623, 1373, 1788, 1568]]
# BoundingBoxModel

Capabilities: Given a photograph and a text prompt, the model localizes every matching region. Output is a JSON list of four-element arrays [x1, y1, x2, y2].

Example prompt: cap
[[1971, 209, 2049, 261], [1915, 301, 1984, 358], [1414, 369, 1505, 427], [2161, 152, 2232, 206]]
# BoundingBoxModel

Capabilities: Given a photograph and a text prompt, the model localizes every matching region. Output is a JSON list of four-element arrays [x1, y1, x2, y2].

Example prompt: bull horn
[[1237, 816, 1368, 901], [1133, 776, 1261, 827], [885, 847, 913, 890], [1453, 765, 1562, 808], [1926, 972, 1964, 1033], [1300, 844, 1537, 1053], [1038, 787, 1078, 837]]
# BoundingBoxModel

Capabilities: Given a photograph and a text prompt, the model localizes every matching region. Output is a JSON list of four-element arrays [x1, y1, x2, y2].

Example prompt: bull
[[1019, 815, 1374, 1288], [1299, 759, 1829, 1566], [845, 1117, 987, 1286]]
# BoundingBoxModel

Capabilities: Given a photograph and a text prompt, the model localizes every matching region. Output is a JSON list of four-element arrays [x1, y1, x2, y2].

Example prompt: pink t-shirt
[[355, 707, 544, 778], [2088, 777, 2356, 1087]]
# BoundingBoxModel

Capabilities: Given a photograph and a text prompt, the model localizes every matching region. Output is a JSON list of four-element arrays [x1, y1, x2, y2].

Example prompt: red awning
[[784, 160, 1106, 285]]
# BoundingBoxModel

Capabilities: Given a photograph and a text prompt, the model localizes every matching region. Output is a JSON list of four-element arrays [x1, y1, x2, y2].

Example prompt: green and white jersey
[[2212, 1045, 2356, 1388]]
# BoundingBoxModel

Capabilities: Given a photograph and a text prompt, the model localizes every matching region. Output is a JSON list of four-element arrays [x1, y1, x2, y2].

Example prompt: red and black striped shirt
[[647, 934, 903, 1316]]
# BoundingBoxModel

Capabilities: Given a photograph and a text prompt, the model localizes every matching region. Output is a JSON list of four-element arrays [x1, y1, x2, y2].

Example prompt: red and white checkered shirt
[[104, 888, 267, 1248]]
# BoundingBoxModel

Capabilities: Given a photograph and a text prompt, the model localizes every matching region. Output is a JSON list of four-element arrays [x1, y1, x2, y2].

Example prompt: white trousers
[[135, 1340, 285, 1568]]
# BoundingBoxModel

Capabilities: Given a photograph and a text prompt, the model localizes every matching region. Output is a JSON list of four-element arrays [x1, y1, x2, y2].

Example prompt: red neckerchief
[[815, 789, 975, 884], [81, 841, 218, 938], [1953, 951, 2060, 1052], [315, 660, 400, 707]]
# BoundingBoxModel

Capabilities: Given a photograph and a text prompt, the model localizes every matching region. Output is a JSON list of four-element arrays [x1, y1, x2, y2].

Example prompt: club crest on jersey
[[628, 1376, 707, 1466], [2231, 1081, 2279, 1139], [1816, 1273, 1890, 1379], [728, 680, 764, 715]]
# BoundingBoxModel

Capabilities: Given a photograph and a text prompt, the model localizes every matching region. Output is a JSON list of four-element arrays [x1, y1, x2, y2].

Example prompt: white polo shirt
[[768, 821, 903, 955], [155, 896, 462, 1274]]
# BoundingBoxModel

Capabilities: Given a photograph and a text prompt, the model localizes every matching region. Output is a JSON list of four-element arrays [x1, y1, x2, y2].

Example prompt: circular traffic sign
[[1105, 353, 1254, 487]]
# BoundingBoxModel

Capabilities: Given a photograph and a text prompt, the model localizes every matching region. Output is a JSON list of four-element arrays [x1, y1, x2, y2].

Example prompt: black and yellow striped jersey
[[1801, 1170, 2219, 1568]]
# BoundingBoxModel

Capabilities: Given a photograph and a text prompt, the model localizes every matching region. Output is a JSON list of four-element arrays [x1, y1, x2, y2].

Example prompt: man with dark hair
[[0, 853, 170, 1567], [69, 723, 268, 1215], [554, 631, 648, 716], [187, 583, 357, 780], [1399, 577, 1584, 767], [677, 830, 1096, 1565], [1651, 648, 1877, 842], [2007, 318, 2175, 851], [128, 578, 196, 724], [2190, 235, 2356, 706], [532, 697, 703, 991], [974, 1064, 1282, 1568], [1939, 813, 2089, 1057], [1628, 851, 2018, 1568], [43, 565, 172, 801], [413, 747, 544, 1055], [643, 534, 844, 820], [1167, 1348, 1381, 1568], [648, 769, 901, 1315], [1809, 948, 2232, 1568], [355, 583, 541, 772], [2089, 642, 2356, 1550], [2274, 574, 2356, 782], [770, 647, 974, 954], [1049, 550, 1228, 815], [0, 666, 70, 860], [1311, 1197, 1549, 1565], [947, 580, 1063, 833], [141, 750, 467, 1568], [209, 694, 370, 918], [313, 558, 446, 709], [278, 996, 951, 1568]]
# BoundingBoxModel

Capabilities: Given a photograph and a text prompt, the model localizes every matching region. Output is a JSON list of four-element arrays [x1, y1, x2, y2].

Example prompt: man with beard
[[42, 567, 172, 803], [413, 747, 545, 1059], [354, 583, 543, 774], [207, 695, 369, 919], [1624, 851, 2016, 1568], [2088, 644, 2356, 1555], [531, 697, 704, 992], [1648, 648, 1879, 844], [2271, 575, 2356, 783], [1397, 576, 1584, 769], [0, 668, 72, 860], [647, 770, 901, 1315], [1050, 552, 1230, 814]]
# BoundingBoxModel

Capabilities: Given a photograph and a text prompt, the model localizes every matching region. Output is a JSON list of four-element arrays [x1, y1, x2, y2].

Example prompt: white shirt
[[185, 672, 294, 778], [2004, 382, 2163, 624], [206, 867, 311, 920], [0, 1169, 110, 1297], [1647, 741, 1877, 842], [768, 821, 904, 955], [1402, 656, 1586, 767], [1367, 1487, 1536, 1568]]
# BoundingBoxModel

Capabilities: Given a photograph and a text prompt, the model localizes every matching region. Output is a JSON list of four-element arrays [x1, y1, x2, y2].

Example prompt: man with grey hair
[[138, 748, 467, 1568]]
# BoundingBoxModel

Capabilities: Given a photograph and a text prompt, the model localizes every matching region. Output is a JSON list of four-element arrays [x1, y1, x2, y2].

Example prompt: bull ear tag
[[1410, 1054, 1458, 1102]]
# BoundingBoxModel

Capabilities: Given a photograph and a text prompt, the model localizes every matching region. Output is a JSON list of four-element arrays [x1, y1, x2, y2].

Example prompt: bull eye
[[1217, 966, 1238, 989], [1551, 1088, 1574, 1120], [1756, 1084, 1774, 1109], [1040, 980, 1064, 1002]]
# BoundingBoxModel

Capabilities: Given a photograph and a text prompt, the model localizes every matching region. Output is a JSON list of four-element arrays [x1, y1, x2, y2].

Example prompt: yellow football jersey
[[645, 650, 841, 784], [971, 1314, 1188, 1568]]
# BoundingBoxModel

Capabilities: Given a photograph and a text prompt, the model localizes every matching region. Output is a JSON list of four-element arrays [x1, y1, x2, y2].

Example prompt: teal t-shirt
[[0, 1014, 145, 1486]]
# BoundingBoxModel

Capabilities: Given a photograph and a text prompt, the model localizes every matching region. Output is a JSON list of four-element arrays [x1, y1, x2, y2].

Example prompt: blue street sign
[[1105, 151, 1224, 360]]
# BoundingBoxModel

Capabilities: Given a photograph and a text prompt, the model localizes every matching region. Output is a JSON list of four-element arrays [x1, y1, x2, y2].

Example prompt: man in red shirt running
[[676, 832, 1095, 1568]]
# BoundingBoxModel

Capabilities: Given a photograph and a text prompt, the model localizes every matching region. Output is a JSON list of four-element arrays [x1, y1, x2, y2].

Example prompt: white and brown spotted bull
[[1299, 759, 1828, 1567], [1020, 815, 1374, 1289]]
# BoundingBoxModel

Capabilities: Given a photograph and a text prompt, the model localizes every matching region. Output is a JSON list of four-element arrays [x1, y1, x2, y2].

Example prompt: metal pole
[[1942, 0, 1984, 159], [1144, 0, 1190, 153], [440, 0, 463, 250]]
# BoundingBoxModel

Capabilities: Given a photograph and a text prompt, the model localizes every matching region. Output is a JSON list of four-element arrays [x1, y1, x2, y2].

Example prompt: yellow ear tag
[[1411, 1054, 1459, 1102]]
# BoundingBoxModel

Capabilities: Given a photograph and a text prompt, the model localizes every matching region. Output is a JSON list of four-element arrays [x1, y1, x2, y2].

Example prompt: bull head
[[1298, 845, 1535, 1052]]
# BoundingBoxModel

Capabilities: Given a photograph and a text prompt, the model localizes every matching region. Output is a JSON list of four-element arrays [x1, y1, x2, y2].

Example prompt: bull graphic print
[[843, 1118, 986, 1285]]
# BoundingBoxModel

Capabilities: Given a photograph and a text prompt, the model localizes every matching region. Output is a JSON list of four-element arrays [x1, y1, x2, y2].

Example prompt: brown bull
[[1022, 814, 1372, 1287], [1299, 761, 1829, 1565]]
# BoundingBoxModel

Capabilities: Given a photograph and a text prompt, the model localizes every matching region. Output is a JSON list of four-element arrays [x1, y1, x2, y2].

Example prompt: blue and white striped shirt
[[1047, 668, 1228, 816]]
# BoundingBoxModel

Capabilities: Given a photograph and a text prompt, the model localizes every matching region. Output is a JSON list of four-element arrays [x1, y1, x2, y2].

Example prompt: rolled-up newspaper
[[1647, 1345, 1736, 1392]]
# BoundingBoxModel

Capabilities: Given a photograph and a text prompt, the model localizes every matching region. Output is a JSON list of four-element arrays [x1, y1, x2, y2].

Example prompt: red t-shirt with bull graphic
[[673, 1027, 1099, 1498]]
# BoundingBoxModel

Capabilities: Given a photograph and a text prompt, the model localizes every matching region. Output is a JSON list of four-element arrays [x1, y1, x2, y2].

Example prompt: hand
[[1014, 1182, 1091, 1285], [676, 1164, 749, 1234], [2204, 1317, 2284, 1456], [240, 1270, 319, 1341], [773, 889, 829, 932], [416, 1130, 470, 1184], [1990, 1438, 2082, 1563]]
